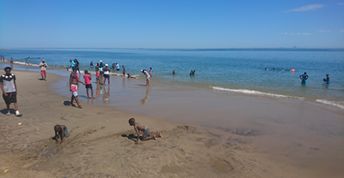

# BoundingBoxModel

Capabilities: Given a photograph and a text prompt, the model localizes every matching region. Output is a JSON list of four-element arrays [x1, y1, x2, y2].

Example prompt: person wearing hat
[[103, 64, 110, 85], [0, 67, 22, 116], [39, 59, 48, 80]]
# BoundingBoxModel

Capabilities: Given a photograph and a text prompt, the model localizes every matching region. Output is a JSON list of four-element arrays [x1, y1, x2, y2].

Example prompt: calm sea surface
[[1, 48, 343, 101]]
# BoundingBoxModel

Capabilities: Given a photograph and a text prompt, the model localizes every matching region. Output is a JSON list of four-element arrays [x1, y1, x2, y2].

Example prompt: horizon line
[[1, 47, 344, 51]]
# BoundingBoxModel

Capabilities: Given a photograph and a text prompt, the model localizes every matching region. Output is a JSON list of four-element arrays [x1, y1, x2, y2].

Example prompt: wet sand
[[0, 70, 344, 178]]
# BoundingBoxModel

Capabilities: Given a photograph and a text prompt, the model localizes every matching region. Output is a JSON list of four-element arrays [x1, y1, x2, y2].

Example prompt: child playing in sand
[[83, 70, 94, 99], [128, 118, 161, 143], [69, 69, 83, 108], [0, 67, 22, 116]]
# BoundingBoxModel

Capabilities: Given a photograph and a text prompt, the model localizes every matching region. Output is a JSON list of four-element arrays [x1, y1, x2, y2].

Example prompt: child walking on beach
[[0, 67, 22, 116], [128, 118, 161, 143], [69, 69, 83, 108], [83, 70, 94, 99]]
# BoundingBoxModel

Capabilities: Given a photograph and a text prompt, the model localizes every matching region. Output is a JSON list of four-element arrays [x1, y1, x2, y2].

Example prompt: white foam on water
[[212, 86, 304, 100], [315, 99, 344, 110]]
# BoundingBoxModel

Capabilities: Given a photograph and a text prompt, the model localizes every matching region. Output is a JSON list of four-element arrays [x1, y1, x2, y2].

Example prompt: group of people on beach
[[64, 59, 154, 108], [0, 59, 160, 144]]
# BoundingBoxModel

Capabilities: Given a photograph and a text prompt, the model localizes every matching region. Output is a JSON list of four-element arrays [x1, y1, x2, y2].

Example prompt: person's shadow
[[63, 101, 71, 106], [121, 134, 139, 142], [0, 108, 15, 115]]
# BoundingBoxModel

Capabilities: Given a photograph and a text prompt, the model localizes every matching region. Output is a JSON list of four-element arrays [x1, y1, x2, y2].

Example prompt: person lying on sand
[[52, 125, 69, 144], [128, 118, 161, 143], [127, 73, 137, 79]]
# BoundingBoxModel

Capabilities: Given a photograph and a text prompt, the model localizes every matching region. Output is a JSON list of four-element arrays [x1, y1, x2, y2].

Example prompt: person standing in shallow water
[[299, 72, 308, 85], [0, 67, 22, 116], [323, 74, 330, 85], [141, 69, 151, 86], [83, 70, 94, 99], [69, 69, 83, 108]]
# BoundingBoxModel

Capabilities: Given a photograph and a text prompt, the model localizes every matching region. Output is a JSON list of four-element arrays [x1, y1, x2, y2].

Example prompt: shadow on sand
[[0, 108, 16, 115], [121, 134, 139, 142], [63, 101, 71, 106]]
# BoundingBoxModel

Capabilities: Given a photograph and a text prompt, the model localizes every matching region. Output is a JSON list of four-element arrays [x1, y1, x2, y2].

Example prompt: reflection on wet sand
[[140, 85, 151, 105], [103, 85, 110, 104]]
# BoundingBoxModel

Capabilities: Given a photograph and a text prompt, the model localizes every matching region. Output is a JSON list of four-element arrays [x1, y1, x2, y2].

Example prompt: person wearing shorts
[[103, 64, 110, 85], [141, 69, 151, 86], [69, 69, 83, 108], [0, 67, 21, 116], [83, 70, 94, 98], [128, 118, 161, 143]]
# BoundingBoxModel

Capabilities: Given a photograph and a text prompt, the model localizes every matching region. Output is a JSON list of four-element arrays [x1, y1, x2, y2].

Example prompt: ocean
[[1, 48, 344, 106]]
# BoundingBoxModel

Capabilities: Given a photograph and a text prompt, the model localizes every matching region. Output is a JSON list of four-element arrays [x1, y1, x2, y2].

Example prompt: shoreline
[[1, 58, 344, 106], [0, 70, 343, 177]]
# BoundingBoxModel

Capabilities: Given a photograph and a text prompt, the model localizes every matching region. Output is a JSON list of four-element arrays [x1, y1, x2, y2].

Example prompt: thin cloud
[[281, 32, 312, 36], [288, 4, 324, 12], [318, 29, 331, 33]]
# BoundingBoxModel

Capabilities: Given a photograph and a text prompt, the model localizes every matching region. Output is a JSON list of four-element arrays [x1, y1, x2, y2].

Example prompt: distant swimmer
[[290, 68, 296, 73], [90, 61, 94, 69], [172, 70, 176, 76], [299, 72, 309, 85], [323, 74, 330, 84], [189, 70, 196, 77]]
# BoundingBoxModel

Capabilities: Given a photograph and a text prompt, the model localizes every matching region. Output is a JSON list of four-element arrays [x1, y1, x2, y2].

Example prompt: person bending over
[[128, 118, 161, 143]]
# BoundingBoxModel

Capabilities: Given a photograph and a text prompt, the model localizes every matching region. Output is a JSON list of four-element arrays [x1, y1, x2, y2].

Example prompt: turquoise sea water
[[1, 48, 344, 102]]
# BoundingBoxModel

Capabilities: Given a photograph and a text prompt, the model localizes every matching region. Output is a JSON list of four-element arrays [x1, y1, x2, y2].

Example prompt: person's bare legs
[[71, 95, 75, 106], [5, 103, 10, 115], [86, 88, 90, 98], [74, 96, 82, 108], [90, 88, 94, 98], [13, 103, 21, 116]]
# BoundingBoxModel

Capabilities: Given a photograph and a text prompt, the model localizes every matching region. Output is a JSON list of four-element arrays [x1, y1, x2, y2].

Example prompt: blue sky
[[0, 0, 343, 48]]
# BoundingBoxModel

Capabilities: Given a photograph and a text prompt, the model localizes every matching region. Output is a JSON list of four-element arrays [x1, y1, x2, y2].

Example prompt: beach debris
[[3, 168, 9, 173], [18, 122, 22, 126]]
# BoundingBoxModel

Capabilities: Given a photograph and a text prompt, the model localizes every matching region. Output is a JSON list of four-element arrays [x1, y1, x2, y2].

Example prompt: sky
[[0, 0, 343, 49]]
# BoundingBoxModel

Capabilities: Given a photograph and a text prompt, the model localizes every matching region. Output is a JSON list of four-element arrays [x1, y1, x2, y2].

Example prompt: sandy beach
[[0, 70, 344, 178]]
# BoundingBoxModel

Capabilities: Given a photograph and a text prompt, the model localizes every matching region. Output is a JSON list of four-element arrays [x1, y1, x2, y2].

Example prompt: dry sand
[[0, 71, 343, 178]]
